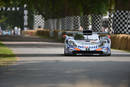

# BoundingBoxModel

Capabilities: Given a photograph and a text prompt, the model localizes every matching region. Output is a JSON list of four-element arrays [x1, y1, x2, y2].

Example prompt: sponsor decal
[[78, 46, 84, 48], [77, 46, 98, 49], [88, 46, 98, 48]]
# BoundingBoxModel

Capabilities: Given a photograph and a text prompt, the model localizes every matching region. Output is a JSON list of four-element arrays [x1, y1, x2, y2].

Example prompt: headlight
[[69, 40, 77, 47], [99, 42, 104, 47], [99, 41, 106, 47]]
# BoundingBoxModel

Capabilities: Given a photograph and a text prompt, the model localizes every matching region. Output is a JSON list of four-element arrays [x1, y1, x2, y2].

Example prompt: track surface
[[0, 37, 130, 87]]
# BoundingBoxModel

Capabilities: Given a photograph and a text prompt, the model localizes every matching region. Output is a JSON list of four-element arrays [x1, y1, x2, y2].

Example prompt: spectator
[[14, 26, 18, 35], [79, 26, 83, 31], [18, 27, 21, 35], [12, 29, 14, 35]]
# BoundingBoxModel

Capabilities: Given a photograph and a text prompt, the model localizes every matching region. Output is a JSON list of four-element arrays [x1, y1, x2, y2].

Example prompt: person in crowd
[[79, 26, 83, 31], [18, 27, 21, 35], [14, 26, 18, 35]]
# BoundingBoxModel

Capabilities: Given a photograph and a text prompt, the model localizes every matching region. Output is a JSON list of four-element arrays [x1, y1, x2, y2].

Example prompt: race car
[[64, 30, 111, 56]]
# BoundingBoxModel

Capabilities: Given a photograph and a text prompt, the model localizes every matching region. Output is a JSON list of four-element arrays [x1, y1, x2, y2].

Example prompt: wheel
[[104, 49, 111, 56], [64, 50, 71, 56], [72, 53, 77, 56], [106, 53, 111, 56], [103, 53, 111, 56], [64, 53, 70, 56]]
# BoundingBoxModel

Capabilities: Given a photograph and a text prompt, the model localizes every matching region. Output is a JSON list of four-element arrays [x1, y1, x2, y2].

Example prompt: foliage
[[80, 0, 109, 15], [115, 0, 130, 10], [0, 0, 5, 7], [1, 0, 130, 19], [0, 15, 7, 23], [22, 0, 110, 18]]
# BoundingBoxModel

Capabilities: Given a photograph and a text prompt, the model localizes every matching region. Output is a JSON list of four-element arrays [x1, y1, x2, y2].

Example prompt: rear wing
[[64, 31, 110, 36], [96, 32, 110, 34], [64, 30, 93, 35], [83, 30, 92, 35], [64, 31, 82, 36]]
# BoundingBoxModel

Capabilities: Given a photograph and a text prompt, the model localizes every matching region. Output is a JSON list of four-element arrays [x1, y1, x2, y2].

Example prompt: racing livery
[[64, 30, 111, 56]]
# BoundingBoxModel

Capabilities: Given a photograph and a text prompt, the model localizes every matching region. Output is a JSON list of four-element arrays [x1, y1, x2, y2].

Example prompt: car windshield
[[74, 33, 84, 40], [85, 35, 99, 41]]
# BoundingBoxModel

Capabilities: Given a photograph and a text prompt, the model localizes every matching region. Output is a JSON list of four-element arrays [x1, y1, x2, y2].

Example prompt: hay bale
[[44, 30, 50, 37], [111, 34, 130, 51], [53, 30, 59, 40], [23, 30, 36, 36], [127, 36, 130, 50], [111, 35, 116, 48], [36, 29, 50, 38], [120, 35, 128, 50], [113, 35, 120, 49]]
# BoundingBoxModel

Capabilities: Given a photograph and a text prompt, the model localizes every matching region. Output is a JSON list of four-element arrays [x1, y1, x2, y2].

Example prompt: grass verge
[[0, 42, 17, 66]]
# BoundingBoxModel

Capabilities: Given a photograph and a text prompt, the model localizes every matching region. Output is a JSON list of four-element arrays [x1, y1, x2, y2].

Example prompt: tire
[[107, 53, 111, 56], [64, 53, 70, 56], [104, 50, 111, 56], [64, 50, 71, 56], [104, 53, 111, 56], [72, 53, 77, 56]]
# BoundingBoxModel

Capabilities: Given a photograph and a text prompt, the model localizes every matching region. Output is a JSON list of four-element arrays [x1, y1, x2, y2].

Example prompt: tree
[[115, 0, 130, 10]]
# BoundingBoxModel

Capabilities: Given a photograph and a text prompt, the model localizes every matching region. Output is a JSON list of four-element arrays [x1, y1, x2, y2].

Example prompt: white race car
[[64, 30, 111, 56]]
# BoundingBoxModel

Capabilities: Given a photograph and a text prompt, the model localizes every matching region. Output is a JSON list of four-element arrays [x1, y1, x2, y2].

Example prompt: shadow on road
[[0, 61, 129, 87]]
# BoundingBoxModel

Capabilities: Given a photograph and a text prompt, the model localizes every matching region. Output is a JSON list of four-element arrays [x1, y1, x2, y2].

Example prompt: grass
[[0, 42, 17, 66]]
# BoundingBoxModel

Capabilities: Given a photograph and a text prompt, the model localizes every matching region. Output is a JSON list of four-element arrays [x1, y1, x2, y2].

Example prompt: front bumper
[[72, 50, 104, 55], [70, 47, 110, 55]]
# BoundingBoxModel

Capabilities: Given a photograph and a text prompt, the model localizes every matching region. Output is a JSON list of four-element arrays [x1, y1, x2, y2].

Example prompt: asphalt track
[[0, 39, 130, 87]]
